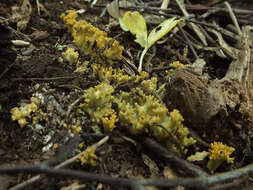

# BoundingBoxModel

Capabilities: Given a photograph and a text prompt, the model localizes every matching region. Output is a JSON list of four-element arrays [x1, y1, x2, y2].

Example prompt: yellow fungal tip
[[207, 142, 235, 172]]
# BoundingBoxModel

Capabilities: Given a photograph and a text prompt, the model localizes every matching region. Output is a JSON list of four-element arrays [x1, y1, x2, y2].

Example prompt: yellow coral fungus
[[167, 61, 188, 75], [74, 61, 88, 73], [115, 89, 195, 154], [135, 71, 150, 82], [58, 57, 63, 63], [80, 82, 117, 131], [141, 77, 157, 93], [81, 82, 114, 110], [91, 64, 149, 85], [207, 142, 235, 172], [62, 47, 79, 64], [11, 97, 40, 127], [79, 146, 98, 166], [78, 72, 194, 154], [91, 64, 131, 84], [61, 10, 124, 64], [101, 112, 118, 132], [72, 125, 82, 134], [170, 61, 186, 69], [60, 10, 78, 32]]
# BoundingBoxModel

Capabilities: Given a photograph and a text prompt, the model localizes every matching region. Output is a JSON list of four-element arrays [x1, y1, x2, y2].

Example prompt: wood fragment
[[165, 26, 253, 149]]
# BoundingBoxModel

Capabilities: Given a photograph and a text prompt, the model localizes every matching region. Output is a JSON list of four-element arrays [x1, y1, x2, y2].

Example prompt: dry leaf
[[11, 0, 32, 31], [30, 30, 49, 41], [60, 181, 86, 190], [187, 151, 209, 162], [107, 0, 136, 19]]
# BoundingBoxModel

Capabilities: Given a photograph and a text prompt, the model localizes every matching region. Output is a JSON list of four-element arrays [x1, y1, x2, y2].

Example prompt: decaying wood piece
[[165, 26, 253, 149]]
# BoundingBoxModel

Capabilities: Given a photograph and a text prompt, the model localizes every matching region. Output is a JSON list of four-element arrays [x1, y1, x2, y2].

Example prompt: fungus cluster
[[60, 10, 124, 64]]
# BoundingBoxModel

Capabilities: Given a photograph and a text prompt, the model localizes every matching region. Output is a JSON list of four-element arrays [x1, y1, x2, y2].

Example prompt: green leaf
[[119, 11, 183, 72], [138, 17, 183, 72], [119, 11, 147, 48], [147, 17, 183, 49]]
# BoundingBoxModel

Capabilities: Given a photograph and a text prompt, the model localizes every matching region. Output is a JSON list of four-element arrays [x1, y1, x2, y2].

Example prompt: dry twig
[[224, 1, 242, 36], [1, 162, 253, 190], [9, 136, 109, 190], [175, 0, 207, 46]]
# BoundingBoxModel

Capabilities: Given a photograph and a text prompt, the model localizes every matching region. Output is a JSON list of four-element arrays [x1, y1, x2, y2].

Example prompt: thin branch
[[210, 175, 248, 190], [178, 24, 198, 60], [36, 0, 41, 15], [11, 76, 76, 82], [93, 3, 240, 42], [139, 164, 252, 188], [93, 3, 180, 17], [141, 137, 208, 177], [0, 61, 16, 80], [9, 136, 109, 190], [224, 1, 242, 36], [66, 97, 82, 118], [3, 166, 135, 189], [1, 163, 253, 189]]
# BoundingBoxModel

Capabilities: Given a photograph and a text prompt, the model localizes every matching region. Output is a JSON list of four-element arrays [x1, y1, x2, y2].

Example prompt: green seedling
[[119, 11, 183, 72]]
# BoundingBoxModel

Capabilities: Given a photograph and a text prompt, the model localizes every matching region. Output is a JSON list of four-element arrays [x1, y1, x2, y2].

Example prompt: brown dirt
[[0, 0, 253, 189], [0, 1, 153, 189]]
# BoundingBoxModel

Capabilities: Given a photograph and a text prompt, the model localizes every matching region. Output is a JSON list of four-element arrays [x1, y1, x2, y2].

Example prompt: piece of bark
[[164, 26, 253, 148]]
